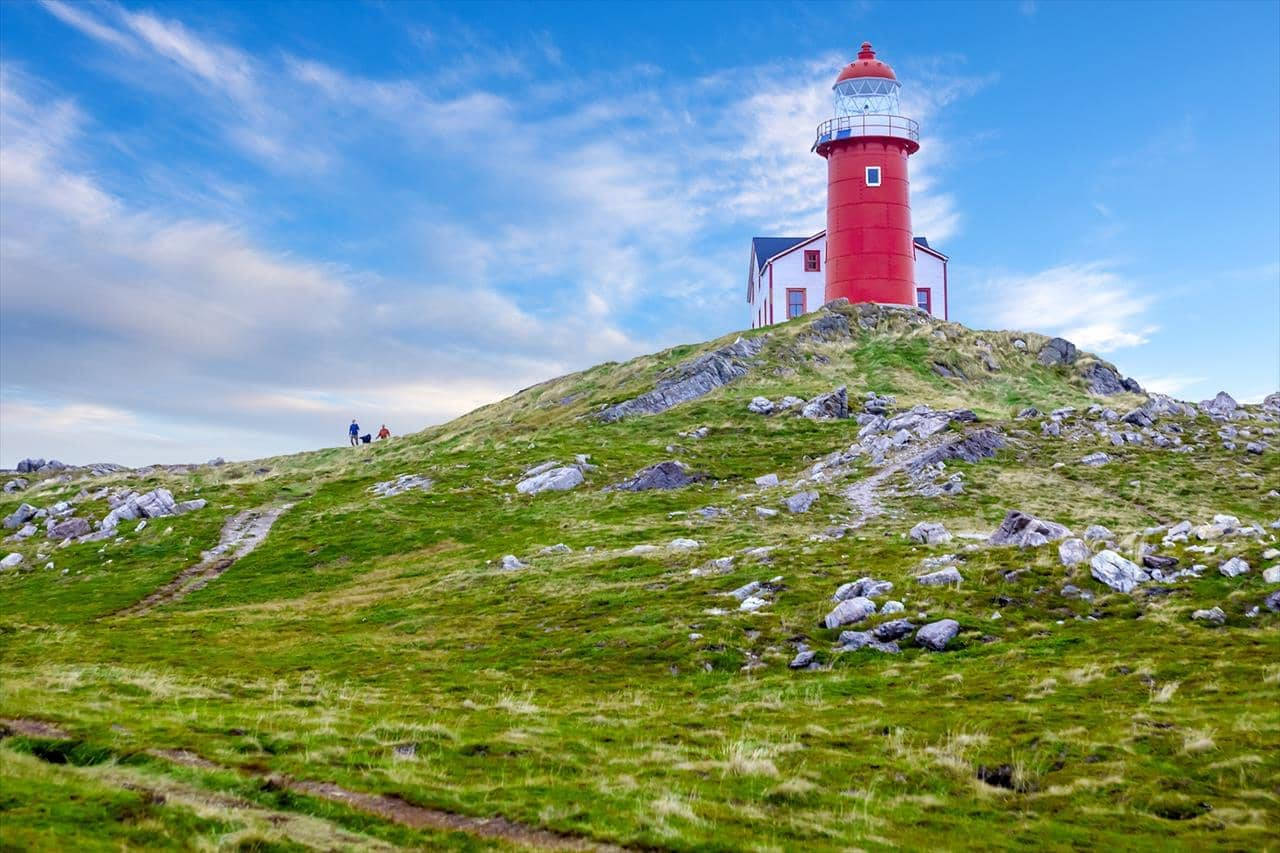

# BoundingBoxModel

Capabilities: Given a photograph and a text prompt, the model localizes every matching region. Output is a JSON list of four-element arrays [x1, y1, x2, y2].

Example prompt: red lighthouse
[[814, 42, 920, 307]]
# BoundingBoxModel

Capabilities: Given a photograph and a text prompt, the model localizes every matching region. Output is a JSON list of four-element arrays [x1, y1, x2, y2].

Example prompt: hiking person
[[348, 419, 360, 447], [377, 424, 391, 440]]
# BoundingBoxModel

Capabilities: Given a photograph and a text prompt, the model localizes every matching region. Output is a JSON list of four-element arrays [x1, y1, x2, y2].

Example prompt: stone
[[777, 396, 806, 411], [755, 507, 778, 518], [517, 466, 584, 495], [988, 510, 1072, 547], [1059, 538, 1090, 566], [371, 474, 433, 497], [1042, 420, 1061, 437], [1218, 556, 1250, 578], [801, 386, 849, 420], [6, 523, 37, 541], [628, 545, 659, 555], [1263, 566, 1280, 584], [881, 600, 905, 614], [15, 458, 46, 473], [754, 473, 779, 487], [788, 649, 818, 669], [872, 619, 916, 641], [135, 488, 179, 518], [47, 517, 91, 541], [1141, 554, 1178, 571], [1016, 407, 1040, 419], [1060, 584, 1094, 602], [3, 479, 27, 493], [176, 499, 207, 514], [823, 596, 876, 629], [3, 503, 37, 529], [1090, 550, 1149, 593], [1199, 391, 1238, 419], [1266, 590, 1280, 612], [739, 596, 770, 612], [1037, 337, 1078, 366], [784, 491, 818, 514], [500, 554, 527, 570], [598, 336, 765, 421], [911, 429, 1005, 469], [915, 619, 960, 651], [1191, 607, 1226, 626], [909, 521, 951, 545], [610, 461, 699, 492], [836, 631, 900, 653], [0, 553, 22, 569], [833, 577, 894, 601], [728, 581, 762, 601], [1080, 452, 1110, 467], [1079, 527, 1114, 546], [863, 392, 895, 415], [669, 538, 700, 549], [747, 397, 775, 415], [917, 566, 963, 586], [540, 543, 572, 555], [1246, 442, 1266, 455]]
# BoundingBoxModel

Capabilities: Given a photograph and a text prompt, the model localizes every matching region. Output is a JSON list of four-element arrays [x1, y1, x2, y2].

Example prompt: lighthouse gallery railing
[[813, 114, 919, 150]]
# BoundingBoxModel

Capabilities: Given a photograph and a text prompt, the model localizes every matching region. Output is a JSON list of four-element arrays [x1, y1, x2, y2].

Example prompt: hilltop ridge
[[2, 302, 1278, 851]]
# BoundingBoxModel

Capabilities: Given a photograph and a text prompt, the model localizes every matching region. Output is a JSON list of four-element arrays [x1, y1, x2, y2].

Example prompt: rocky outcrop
[[609, 461, 702, 492], [909, 521, 951, 545], [801, 386, 849, 420], [911, 429, 1004, 469], [517, 466, 585, 495], [823, 596, 876, 629], [3, 503, 37, 529], [47, 517, 91, 540], [1198, 391, 1238, 420], [915, 619, 960, 651], [598, 336, 765, 422], [371, 474, 433, 498], [1037, 337, 1078, 366], [988, 510, 1072, 547], [1081, 362, 1139, 396], [784, 491, 818, 513], [1090, 550, 1149, 592]]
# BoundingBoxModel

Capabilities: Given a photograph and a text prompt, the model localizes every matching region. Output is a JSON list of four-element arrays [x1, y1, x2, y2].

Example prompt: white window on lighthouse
[[866, 166, 882, 186]]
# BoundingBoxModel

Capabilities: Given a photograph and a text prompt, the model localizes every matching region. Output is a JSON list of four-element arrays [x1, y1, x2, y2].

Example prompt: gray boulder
[[1191, 607, 1226, 626], [833, 577, 893, 601], [7, 523, 37, 541], [872, 619, 916, 641], [3, 503, 37, 529], [1219, 557, 1250, 578], [1090, 550, 1149, 592], [100, 499, 140, 531], [1199, 391, 1238, 419], [801, 386, 849, 420], [917, 566, 963, 586], [911, 429, 1005, 469], [836, 631, 900, 653], [0, 553, 22, 569], [47, 517, 90, 541], [598, 336, 764, 421], [1082, 362, 1126, 395], [1266, 590, 1280, 613], [135, 489, 179, 518], [1080, 452, 1110, 467], [500, 554, 527, 570], [809, 311, 851, 340], [988, 510, 1072, 547], [747, 397, 775, 415], [517, 466, 585, 495], [1037, 337, 1078, 366], [915, 619, 960, 651], [610, 461, 700, 492], [3, 479, 26, 493], [1058, 538, 1090, 566], [823, 596, 876, 629], [176, 499, 207, 514], [909, 521, 951, 545], [784, 491, 818, 513], [788, 649, 818, 669], [1262, 392, 1280, 415], [15, 458, 46, 474], [1083, 524, 1115, 541]]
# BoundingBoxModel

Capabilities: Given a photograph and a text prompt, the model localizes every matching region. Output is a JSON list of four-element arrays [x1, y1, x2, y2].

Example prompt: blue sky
[[1, 0, 1277, 466]]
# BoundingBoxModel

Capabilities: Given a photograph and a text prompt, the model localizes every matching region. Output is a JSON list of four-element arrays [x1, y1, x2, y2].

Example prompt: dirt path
[[842, 433, 962, 527], [111, 504, 291, 618], [151, 748, 627, 851], [1, 718, 69, 738]]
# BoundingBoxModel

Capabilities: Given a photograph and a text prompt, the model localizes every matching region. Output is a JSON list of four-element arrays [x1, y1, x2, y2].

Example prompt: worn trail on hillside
[[842, 433, 965, 526], [110, 504, 292, 618], [152, 748, 627, 851]]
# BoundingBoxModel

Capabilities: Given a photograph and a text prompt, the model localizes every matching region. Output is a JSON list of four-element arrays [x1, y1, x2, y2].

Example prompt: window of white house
[[916, 288, 931, 314], [804, 250, 820, 272], [866, 166, 882, 187], [787, 289, 806, 319]]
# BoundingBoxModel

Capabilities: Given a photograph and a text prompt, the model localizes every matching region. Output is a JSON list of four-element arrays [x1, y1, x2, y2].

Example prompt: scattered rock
[[3, 479, 27, 493], [598, 336, 765, 421], [801, 386, 849, 420], [1218, 557, 1250, 578], [833, 578, 894, 601], [1266, 590, 1280, 612], [1263, 566, 1280, 584], [836, 631, 900, 653], [912, 429, 1005, 469], [539, 543, 572, 555], [517, 466, 584, 495], [788, 649, 818, 670], [909, 521, 952, 545], [823, 596, 876, 629], [915, 619, 960, 651], [1090, 550, 1149, 593], [1037, 337, 1078, 366], [0, 553, 22, 569], [1141, 554, 1178, 571], [135, 489, 179, 518], [670, 538, 700, 549], [1080, 452, 1111, 467], [747, 397, 775, 415], [1191, 607, 1226, 626], [1083, 525, 1115, 542], [755, 507, 778, 518], [3, 503, 37, 529], [371, 474, 433, 498], [1081, 362, 1126, 394], [872, 619, 915, 641], [500, 555, 527, 571], [988, 510, 1072, 547], [1059, 538, 1090, 566], [784, 491, 818, 514], [917, 566, 963, 586], [47, 517, 91, 541], [1198, 391, 1238, 420], [610, 461, 700, 492], [754, 473, 779, 487], [739, 596, 770, 612]]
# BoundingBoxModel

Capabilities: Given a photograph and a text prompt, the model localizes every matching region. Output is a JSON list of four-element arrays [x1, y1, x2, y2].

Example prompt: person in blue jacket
[[348, 419, 360, 447]]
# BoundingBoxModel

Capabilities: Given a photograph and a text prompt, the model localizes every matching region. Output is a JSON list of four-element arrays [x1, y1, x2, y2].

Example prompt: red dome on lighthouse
[[834, 42, 897, 82]]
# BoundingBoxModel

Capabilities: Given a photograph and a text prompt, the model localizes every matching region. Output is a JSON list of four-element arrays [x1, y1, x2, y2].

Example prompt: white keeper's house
[[747, 232, 948, 328]]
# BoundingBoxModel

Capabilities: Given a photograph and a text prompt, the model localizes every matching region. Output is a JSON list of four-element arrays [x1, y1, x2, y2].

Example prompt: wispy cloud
[[977, 262, 1157, 352]]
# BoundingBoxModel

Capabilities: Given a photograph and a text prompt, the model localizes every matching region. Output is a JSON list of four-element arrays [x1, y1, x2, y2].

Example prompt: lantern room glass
[[833, 77, 902, 118]]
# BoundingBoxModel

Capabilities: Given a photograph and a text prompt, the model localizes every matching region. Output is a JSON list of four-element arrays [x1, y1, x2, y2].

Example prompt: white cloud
[[1134, 375, 1206, 397], [978, 262, 1157, 352]]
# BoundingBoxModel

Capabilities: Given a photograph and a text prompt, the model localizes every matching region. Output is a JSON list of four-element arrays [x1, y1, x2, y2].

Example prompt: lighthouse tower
[[813, 42, 920, 307]]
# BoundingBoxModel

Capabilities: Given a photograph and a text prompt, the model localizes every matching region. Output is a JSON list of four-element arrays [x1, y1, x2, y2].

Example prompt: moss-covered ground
[[1, 305, 1276, 850]]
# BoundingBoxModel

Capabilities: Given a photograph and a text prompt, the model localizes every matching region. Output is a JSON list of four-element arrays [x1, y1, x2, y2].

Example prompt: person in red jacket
[[377, 424, 391, 440]]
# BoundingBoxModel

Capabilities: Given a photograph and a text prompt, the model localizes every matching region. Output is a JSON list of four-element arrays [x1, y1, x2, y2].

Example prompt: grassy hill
[[2, 301, 1277, 851]]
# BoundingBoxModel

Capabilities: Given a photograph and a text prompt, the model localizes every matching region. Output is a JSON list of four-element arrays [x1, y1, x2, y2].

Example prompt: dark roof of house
[[751, 236, 809, 272], [913, 236, 930, 248]]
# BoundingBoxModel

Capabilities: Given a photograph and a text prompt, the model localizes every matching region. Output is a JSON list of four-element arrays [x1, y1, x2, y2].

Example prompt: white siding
[[913, 245, 947, 319]]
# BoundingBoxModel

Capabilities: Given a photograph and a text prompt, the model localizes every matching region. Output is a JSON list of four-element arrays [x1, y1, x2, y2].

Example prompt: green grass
[[1, 303, 1277, 850]]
